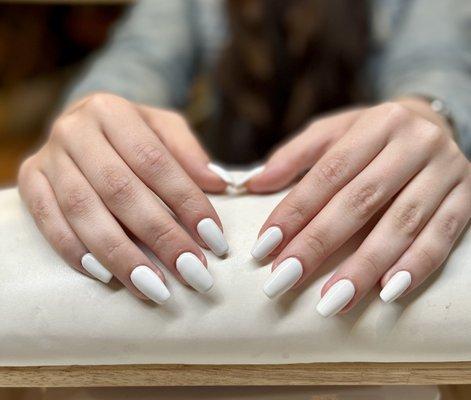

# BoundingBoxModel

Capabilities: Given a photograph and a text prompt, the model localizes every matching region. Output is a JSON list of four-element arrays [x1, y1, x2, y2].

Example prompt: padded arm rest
[[0, 186, 470, 367]]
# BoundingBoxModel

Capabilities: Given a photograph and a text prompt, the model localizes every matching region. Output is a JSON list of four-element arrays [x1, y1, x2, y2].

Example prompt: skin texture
[[19, 93, 471, 312], [18, 93, 227, 300], [248, 97, 471, 313]]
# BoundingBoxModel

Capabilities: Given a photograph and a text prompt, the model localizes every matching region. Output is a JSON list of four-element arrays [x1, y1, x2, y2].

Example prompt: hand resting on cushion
[[246, 98, 471, 317], [18, 95, 471, 318], [18, 93, 231, 304]]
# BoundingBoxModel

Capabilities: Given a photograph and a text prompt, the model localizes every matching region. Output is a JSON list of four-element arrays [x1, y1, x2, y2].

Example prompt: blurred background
[[0, 0, 128, 186], [0, 1, 470, 397]]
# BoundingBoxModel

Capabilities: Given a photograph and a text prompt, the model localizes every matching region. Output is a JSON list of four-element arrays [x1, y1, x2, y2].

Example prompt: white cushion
[[0, 185, 470, 366]]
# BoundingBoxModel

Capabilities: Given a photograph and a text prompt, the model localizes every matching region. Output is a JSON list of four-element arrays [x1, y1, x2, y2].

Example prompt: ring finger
[[42, 150, 172, 303]]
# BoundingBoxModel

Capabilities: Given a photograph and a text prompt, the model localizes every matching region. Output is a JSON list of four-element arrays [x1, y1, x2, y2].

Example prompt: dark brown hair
[[210, 0, 369, 163]]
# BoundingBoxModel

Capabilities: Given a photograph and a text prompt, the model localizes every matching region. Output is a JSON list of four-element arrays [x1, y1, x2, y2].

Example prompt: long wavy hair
[[210, 0, 369, 163]]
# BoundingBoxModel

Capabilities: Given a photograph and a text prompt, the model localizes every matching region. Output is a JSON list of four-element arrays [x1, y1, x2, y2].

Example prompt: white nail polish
[[251, 226, 283, 260], [316, 279, 355, 318], [130, 265, 170, 304], [263, 257, 303, 298], [176, 252, 214, 293], [235, 165, 265, 187], [207, 163, 234, 185], [197, 218, 229, 256], [81, 253, 113, 283], [380, 270, 411, 303]]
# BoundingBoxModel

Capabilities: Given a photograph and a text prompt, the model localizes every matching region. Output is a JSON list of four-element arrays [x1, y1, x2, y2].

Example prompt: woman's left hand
[[247, 98, 471, 317]]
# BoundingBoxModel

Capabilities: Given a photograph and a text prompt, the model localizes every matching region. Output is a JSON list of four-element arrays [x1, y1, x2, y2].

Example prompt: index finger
[[75, 94, 228, 256], [251, 104, 405, 260]]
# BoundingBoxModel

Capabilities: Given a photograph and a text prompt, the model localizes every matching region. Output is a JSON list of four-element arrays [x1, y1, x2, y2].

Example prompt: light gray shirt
[[66, 0, 471, 157]]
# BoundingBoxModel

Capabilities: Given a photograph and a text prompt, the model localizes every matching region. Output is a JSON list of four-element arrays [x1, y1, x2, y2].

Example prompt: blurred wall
[[0, 2, 127, 186]]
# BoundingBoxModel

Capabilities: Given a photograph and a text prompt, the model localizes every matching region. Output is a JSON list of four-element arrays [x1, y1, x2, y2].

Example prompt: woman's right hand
[[18, 93, 230, 304]]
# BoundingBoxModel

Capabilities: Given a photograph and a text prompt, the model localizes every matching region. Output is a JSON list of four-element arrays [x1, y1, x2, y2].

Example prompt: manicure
[[197, 218, 229, 256], [251, 226, 283, 260], [130, 265, 170, 304], [263, 257, 303, 298], [207, 162, 234, 186], [380, 270, 411, 303], [316, 279, 355, 318], [81, 253, 113, 283], [235, 165, 265, 188], [176, 252, 214, 293]]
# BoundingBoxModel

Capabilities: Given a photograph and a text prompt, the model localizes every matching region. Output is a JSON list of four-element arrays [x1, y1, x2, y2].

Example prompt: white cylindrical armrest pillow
[[0, 185, 470, 366]]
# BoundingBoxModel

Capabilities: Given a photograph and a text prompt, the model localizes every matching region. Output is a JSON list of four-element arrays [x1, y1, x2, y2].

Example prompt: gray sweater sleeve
[[64, 0, 196, 108], [372, 0, 471, 157]]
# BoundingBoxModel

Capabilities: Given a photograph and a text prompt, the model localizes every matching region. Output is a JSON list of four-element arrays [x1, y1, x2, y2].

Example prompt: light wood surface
[[1, 362, 471, 387]]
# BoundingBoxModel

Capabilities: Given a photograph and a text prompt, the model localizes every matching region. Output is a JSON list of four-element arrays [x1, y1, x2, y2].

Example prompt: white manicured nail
[[197, 218, 229, 256], [251, 226, 283, 260], [207, 163, 234, 185], [316, 279, 355, 318], [130, 265, 170, 304], [235, 165, 265, 187], [263, 257, 303, 298], [176, 252, 214, 293], [81, 253, 113, 283], [380, 270, 411, 303]]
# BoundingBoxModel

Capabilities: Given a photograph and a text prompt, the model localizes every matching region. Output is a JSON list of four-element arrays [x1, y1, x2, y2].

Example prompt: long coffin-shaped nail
[[197, 218, 229, 256], [81, 253, 113, 283], [176, 252, 214, 293], [130, 265, 170, 304], [251, 226, 283, 260], [380, 270, 411, 303], [235, 165, 265, 188], [263, 257, 303, 299], [207, 163, 234, 186], [316, 279, 355, 318]]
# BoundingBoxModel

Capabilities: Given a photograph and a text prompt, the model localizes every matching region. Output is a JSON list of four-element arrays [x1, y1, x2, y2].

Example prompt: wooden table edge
[[1, 362, 471, 386]]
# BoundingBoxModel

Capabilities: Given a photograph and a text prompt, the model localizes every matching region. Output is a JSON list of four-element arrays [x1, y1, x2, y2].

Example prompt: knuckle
[[437, 214, 461, 243], [380, 102, 411, 126], [100, 167, 137, 207], [18, 156, 35, 184], [391, 202, 425, 237], [102, 238, 128, 266], [174, 190, 200, 216], [282, 199, 309, 225], [357, 251, 382, 277], [147, 221, 180, 252], [52, 229, 76, 252], [133, 142, 169, 177], [50, 115, 78, 142], [160, 109, 187, 125], [82, 92, 125, 113], [416, 123, 444, 151], [30, 196, 52, 225], [303, 228, 330, 261], [416, 247, 438, 272], [345, 182, 383, 220], [63, 188, 94, 217], [316, 151, 349, 187]]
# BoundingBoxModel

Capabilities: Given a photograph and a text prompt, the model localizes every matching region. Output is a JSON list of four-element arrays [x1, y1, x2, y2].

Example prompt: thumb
[[246, 109, 362, 193]]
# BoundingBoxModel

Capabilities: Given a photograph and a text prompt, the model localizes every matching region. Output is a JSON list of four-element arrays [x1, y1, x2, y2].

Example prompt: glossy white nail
[[263, 257, 303, 299], [380, 270, 412, 303], [251, 226, 283, 260], [235, 165, 265, 187], [81, 253, 113, 283], [130, 265, 170, 304], [176, 252, 214, 293], [197, 218, 229, 256], [316, 279, 355, 318], [207, 162, 234, 185]]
